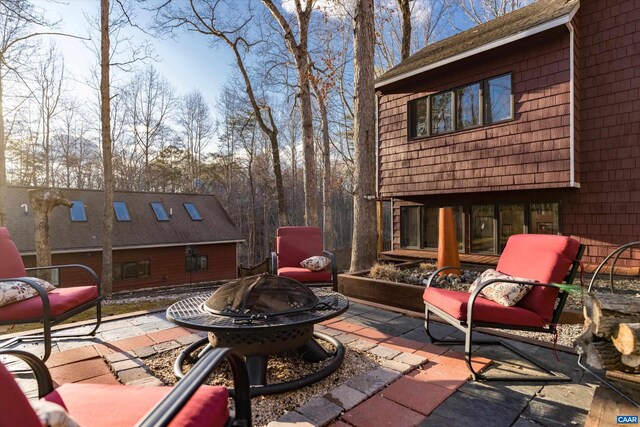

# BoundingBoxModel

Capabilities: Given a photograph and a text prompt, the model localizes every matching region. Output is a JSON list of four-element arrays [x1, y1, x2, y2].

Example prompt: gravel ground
[[145, 341, 382, 426]]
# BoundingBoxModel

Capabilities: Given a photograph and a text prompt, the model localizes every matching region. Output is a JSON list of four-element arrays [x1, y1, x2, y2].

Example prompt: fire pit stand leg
[[246, 355, 268, 386], [298, 338, 331, 362]]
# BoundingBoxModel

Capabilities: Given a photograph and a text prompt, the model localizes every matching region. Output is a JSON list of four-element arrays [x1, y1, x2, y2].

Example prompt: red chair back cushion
[[276, 227, 324, 268], [45, 382, 229, 427], [497, 234, 581, 322], [0, 227, 27, 278], [0, 362, 42, 427]]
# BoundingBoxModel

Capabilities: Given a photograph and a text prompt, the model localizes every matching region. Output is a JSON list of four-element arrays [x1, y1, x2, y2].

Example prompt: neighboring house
[[375, 0, 640, 270], [5, 186, 244, 292]]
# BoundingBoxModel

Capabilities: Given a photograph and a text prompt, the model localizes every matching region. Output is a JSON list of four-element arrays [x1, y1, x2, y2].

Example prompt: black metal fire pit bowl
[[166, 277, 349, 396]]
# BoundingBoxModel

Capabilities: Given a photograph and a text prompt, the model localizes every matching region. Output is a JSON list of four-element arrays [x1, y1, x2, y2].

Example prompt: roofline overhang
[[375, 4, 579, 90], [19, 239, 245, 256]]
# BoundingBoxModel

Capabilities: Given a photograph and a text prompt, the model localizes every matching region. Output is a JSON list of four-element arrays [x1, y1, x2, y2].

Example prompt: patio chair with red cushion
[[0, 347, 251, 427], [0, 227, 102, 362], [271, 226, 338, 290], [423, 234, 585, 381]]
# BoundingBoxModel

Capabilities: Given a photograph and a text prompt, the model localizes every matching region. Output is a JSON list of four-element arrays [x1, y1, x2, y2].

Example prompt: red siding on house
[[567, 0, 640, 265], [22, 243, 238, 293], [378, 29, 574, 199]]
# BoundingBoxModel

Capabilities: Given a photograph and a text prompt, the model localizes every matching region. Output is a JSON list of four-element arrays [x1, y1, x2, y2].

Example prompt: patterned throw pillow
[[468, 269, 535, 307], [31, 400, 80, 427], [300, 256, 331, 272], [0, 277, 56, 308]]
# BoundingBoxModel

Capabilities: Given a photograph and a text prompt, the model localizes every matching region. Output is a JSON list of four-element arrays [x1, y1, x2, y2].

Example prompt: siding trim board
[[375, 5, 579, 89]]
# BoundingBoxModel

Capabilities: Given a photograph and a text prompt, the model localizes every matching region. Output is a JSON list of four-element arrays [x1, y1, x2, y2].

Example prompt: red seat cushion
[[423, 287, 546, 328], [44, 383, 229, 427], [276, 227, 324, 268], [0, 286, 99, 322], [0, 362, 42, 427], [278, 267, 332, 283], [497, 234, 581, 322]]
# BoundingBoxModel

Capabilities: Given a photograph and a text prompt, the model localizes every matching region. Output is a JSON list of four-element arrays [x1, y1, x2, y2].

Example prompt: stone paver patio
[[2, 300, 599, 426]]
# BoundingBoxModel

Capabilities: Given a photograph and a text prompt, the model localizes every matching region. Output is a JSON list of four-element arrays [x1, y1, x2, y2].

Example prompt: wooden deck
[[381, 249, 500, 266]]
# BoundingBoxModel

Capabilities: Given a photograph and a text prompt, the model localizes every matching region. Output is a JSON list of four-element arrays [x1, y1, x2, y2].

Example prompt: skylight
[[70, 201, 87, 222], [183, 202, 202, 221], [150, 202, 169, 221], [114, 201, 131, 221]]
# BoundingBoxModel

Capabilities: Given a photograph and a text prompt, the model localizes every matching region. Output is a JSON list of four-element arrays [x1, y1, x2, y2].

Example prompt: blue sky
[[36, 0, 236, 109]]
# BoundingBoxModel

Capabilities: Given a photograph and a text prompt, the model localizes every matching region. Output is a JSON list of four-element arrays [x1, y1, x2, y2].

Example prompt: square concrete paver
[[296, 397, 343, 426], [381, 373, 455, 416], [342, 394, 426, 427], [411, 362, 469, 390], [325, 384, 368, 410], [48, 357, 110, 384], [46, 345, 100, 368]]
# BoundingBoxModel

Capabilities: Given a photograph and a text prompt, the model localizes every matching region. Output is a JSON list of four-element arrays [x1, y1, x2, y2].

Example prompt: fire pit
[[166, 274, 349, 395]]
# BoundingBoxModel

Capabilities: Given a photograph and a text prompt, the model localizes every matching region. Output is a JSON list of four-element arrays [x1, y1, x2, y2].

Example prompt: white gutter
[[20, 239, 246, 256], [375, 6, 580, 89], [566, 20, 580, 188]]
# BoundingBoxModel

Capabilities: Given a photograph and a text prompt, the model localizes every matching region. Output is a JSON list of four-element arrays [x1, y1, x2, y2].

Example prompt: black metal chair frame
[[271, 250, 338, 291], [576, 241, 640, 408], [0, 264, 102, 362], [424, 244, 585, 382], [0, 347, 252, 427]]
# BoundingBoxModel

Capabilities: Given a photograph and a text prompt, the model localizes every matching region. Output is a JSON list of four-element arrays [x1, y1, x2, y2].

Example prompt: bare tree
[[350, 0, 377, 271], [28, 188, 71, 281], [125, 65, 175, 190], [33, 44, 65, 186], [455, 0, 534, 26], [156, 0, 288, 226], [178, 90, 213, 193], [261, 0, 319, 227], [397, 0, 411, 61], [100, 0, 114, 297]]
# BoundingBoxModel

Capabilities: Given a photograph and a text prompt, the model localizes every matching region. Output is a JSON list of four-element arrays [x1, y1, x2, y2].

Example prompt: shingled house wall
[[380, 0, 640, 268]]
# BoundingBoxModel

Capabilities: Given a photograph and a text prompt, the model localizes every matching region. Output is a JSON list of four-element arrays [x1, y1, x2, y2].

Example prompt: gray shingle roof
[[5, 186, 243, 253], [376, 0, 578, 87]]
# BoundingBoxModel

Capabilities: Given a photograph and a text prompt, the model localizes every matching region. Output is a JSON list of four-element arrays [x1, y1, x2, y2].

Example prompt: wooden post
[[437, 207, 460, 276]]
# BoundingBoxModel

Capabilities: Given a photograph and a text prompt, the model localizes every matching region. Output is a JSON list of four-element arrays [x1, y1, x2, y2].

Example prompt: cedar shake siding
[[377, 0, 640, 269], [378, 28, 574, 198]]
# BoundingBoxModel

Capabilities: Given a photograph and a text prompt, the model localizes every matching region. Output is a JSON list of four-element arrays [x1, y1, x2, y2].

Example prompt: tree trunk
[[584, 293, 640, 338], [613, 323, 640, 356], [27, 189, 72, 281], [299, 70, 319, 226], [315, 85, 334, 249], [350, 0, 378, 271], [101, 0, 114, 298], [0, 71, 5, 226], [397, 0, 412, 61]]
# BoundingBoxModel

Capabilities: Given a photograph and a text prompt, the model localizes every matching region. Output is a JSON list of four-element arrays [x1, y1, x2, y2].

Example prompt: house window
[[408, 97, 428, 139], [471, 205, 496, 253], [407, 73, 513, 140], [431, 91, 453, 134], [150, 202, 169, 221], [70, 201, 87, 222], [455, 83, 481, 130], [401, 205, 464, 251], [113, 260, 150, 280], [484, 74, 513, 124], [183, 202, 202, 221], [400, 206, 421, 248], [499, 204, 525, 252], [530, 203, 559, 235], [186, 255, 208, 272], [113, 201, 131, 221]]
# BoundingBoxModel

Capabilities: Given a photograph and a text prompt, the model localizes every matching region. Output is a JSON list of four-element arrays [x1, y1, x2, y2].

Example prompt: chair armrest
[[270, 252, 278, 274], [323, 250, 337, 275], [136, 347, 251, 427], [426, 266, 462, 288], [0, 349, 54, 397], [26, 264, 101, 295]]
